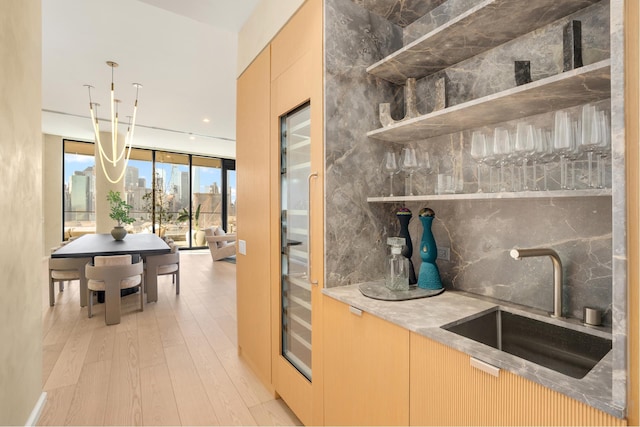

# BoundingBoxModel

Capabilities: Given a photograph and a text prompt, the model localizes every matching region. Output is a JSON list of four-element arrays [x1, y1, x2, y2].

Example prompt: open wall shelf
[[367, 188, 611, 203], [367, 60, 611, 143], [367, 0, 601, 84]]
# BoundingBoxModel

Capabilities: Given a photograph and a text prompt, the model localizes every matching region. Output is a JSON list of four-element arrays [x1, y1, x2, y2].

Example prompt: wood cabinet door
[[323, 296, 410, 426], [236, 48, 273, 391], [269, 0, 324, 425], [409, 332, 625, 426]]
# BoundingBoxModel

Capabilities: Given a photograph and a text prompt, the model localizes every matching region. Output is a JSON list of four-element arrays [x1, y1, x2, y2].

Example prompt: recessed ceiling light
[[189, 135, 196, 140], [202, 118, 210, 123]]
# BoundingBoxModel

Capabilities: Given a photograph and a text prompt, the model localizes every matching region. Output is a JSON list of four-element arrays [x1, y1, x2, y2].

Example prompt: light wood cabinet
[[322, 297, 624, 426], [237, 1, 324, 425], [409, 332, 626, 426], [236, 47, 274, 392], [323, 296, 410, 426]]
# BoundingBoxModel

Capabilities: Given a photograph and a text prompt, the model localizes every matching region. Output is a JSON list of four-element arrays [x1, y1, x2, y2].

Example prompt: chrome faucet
[[510, 248, 564, 319]]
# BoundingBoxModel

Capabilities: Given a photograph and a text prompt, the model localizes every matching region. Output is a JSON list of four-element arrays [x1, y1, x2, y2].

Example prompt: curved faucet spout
[[510, 248, 564, 319]]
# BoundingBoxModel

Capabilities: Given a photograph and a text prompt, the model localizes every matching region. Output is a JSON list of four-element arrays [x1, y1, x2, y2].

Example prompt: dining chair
[[144, 243, 180, 295], [48, 256, 92, 307], [85, 255, 144, 325]]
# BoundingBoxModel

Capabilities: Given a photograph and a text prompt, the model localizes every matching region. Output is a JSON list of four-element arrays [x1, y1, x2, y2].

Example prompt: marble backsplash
[[327, 0, 615, 325]]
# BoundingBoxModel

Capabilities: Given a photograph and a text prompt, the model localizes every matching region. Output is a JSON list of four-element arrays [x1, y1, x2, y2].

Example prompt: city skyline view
[[63, 148, 237, 245], [64, 153, 236, 200]]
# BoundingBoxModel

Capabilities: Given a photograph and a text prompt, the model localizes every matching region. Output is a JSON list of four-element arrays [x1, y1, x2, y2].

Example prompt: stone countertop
[[323, 282, 623, 419]]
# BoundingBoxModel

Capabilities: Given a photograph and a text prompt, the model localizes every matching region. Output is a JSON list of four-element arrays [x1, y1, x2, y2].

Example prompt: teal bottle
[[417, 208, 443, 290]]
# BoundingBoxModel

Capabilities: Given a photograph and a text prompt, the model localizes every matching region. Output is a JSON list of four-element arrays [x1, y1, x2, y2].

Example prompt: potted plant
[[106, 190, 135, 240], [177, 204, 205, 245]]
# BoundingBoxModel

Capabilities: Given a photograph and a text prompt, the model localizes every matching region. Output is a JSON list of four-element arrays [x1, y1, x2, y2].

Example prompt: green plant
[[107, 190, 135, 226], [177, 204, 201, 230]]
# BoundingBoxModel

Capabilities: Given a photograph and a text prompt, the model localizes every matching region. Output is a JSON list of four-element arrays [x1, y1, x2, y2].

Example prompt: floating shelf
[[367, 60, 610, 143], [367, 188, 612, 203], [367, 0, 601, 85]]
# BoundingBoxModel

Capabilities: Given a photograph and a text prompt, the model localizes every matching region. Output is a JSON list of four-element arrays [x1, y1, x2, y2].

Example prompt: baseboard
[[25, 392, 47, 426]]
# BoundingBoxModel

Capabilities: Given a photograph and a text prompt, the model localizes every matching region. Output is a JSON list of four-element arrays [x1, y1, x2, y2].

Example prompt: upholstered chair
[[48, 256, 92, 307], [85, 255, 144, 325], [204, 226, 237, 261], [144, 244, 180, 295]]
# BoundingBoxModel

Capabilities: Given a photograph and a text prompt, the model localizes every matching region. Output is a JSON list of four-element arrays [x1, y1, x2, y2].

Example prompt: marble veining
[[367, 0, 602, 84], [322, 286, 623, 418], [607, 0, 627, 410], [350, 0, 447, 27], [324, 0, 626, 413]]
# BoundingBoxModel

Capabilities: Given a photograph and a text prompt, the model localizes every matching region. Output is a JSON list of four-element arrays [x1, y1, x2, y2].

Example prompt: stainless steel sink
[[442, 308, 612, 379]]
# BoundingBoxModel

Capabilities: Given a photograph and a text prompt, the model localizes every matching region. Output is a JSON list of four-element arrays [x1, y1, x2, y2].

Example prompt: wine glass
[[470, 131, 487, 193], [418, 150, 433, 193], [382, 150, 400, 196], [400, 146, 419, 195], [493, 127, 511, 192], [532, 128, 554, 190], [514, 122, 535, 191], [595, 109, 611, 188], [552, 110, 574, 189], [579, 104, 601, 188]]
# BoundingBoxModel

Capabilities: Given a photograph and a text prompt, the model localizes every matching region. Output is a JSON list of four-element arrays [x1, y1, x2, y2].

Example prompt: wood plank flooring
[[39, 251, 302, 426]]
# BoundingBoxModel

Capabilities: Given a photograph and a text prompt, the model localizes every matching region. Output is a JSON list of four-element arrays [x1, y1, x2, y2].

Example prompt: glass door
[[280, 102, 312, 380]]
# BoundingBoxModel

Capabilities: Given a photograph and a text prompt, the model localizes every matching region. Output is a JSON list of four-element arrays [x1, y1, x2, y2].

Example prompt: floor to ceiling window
[[124, 148, 153, 234], [154, 151, 190, 246], [63, 141, 96, 239], [224, 159, 237, 233], [191, 156, 223, 243], [62, 140, 235, 249]]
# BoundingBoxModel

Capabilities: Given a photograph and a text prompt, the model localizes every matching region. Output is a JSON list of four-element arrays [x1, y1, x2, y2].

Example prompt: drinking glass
[[532, 128, 554, 190], [579, 104, 601, 188], [418, 150, 433, 193], [470, 131, 487, 193], [552, 110, 574, 189], [514, 122, 535, 191], [400, 146, 420, 195], [493, 127, 511, 192], [382, 150, 400, 196], [482, 134, 496, 192], [595, 110, 611, 188]]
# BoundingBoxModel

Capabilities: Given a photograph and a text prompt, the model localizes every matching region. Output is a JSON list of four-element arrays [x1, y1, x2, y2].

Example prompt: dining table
[[51, 233, 171, 306]]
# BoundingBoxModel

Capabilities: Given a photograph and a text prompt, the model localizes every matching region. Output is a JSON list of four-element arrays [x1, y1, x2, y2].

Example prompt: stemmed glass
[[514, 122, 535, 191], [595, 109, 611, 188], [382, 149, 400, 196], [418, 150, 433, 193], [532, 128, 554, 190], [552, 110, 574, 189], [493, 127, 511, 192], [400, 146, 420, 196], [470, 131, 487, 193], [482, 134, 496, 192], [579, 104, 601, 188]]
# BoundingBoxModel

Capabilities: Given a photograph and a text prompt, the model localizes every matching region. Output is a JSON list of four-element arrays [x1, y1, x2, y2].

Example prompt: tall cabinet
[[236, 0, 324, 425]]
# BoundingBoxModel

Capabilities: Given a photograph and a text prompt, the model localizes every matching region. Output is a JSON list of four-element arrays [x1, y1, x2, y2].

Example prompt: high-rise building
[[125, 166, 139, 191], [70, 173, 90, 221], [181, 171, 189, 207]]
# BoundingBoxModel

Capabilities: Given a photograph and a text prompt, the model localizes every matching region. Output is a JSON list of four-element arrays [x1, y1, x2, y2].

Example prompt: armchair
[[204, 227, 237, 261]]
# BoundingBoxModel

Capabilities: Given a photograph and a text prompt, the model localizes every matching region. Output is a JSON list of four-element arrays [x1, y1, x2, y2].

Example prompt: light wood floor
[[39, 251, 302, 426]]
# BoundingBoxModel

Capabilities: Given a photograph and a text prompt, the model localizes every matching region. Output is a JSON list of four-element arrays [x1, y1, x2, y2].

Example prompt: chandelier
[[85, 61, 141, 184]]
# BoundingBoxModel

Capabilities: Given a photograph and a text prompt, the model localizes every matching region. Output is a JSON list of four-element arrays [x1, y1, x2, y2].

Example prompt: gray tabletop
[[52, 233, 171, 258]]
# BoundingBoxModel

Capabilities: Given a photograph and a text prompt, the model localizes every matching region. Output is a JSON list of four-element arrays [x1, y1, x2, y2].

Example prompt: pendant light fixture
[[85, 61, 141, 184]]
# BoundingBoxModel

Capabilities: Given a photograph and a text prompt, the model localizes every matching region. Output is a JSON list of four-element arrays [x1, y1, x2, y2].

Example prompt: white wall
[[0, 0, 44, 424], [237, 0, 306, 76]]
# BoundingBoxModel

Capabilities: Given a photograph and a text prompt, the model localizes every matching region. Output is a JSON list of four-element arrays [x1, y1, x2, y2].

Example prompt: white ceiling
[[42, 0, 260, 159]]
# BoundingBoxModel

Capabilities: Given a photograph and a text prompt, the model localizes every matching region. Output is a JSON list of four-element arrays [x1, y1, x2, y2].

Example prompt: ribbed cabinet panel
[[409, 332, 626, 426]]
